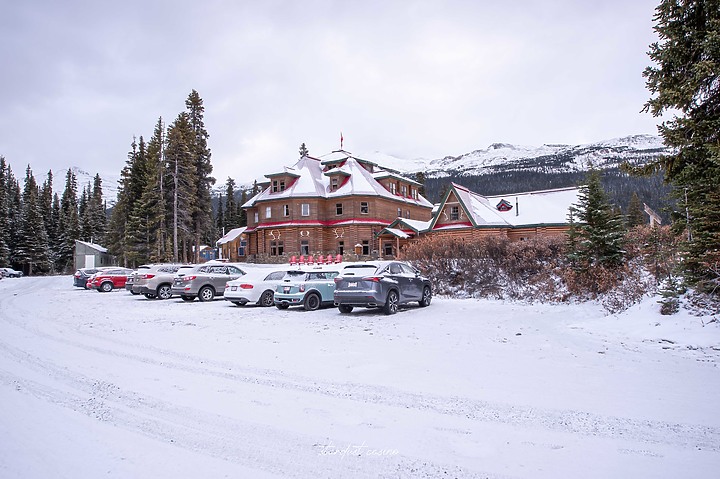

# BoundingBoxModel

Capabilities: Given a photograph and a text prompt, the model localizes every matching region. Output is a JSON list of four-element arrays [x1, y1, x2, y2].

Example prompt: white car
[[224, 269, 291, 307]]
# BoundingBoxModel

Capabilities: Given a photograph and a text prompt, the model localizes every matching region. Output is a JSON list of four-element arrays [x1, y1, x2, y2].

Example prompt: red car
[[87, 268, 134, 292]]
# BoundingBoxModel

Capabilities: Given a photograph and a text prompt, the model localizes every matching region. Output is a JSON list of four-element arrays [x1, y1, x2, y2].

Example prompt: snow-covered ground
[[1, 275, 719, 478]]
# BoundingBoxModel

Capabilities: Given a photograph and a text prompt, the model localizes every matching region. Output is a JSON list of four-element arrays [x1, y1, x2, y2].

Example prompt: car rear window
[[341, 265, 377, 276]]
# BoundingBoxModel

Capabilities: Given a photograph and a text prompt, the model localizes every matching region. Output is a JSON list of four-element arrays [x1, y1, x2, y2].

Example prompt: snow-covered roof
[[216, 227, 247, 245], [435, 183, 579, 229], [75, 240, 108, 253], [382, 228, 410, 239], [242, 152, 433, 208]]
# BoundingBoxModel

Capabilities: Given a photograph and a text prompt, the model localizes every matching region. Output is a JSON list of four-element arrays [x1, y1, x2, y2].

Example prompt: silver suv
[[171, 263, 247, 302], [133, 264, 193, 300]]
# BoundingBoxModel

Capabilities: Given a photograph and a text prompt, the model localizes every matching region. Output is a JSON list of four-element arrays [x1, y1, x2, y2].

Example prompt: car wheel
[[258, 290, 274, 307], [383, 290, 399, 315], [198, 286, 215, 302], [100, 282, 113, 293], [338, 304, 354, 314], [130, 290, 140, 295], [304, 293, 321, 311], [276, 303, 289, 310], [157, 284, 173, 300], [419, 286, 432, 307], [181, 295, 194, 302], [144, 293, 156, 299]]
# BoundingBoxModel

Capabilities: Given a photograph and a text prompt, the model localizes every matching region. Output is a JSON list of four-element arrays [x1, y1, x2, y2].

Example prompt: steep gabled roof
[[242, 152, 433, 208], [216, 226, 247, 245], [430, 183, 580, 230]]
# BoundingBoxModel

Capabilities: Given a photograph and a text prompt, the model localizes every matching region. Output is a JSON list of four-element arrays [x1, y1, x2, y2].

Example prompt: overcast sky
[[1, 0, 663, 188]]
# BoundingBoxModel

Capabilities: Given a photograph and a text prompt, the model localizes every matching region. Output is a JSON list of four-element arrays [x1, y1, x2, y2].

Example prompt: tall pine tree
[[643, 0, 720, 292], [15, 166, 50, 275], [57, 169, 80, 272]]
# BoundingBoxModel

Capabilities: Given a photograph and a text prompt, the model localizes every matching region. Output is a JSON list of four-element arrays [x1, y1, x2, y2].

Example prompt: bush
[[403, 227, 681, 313]]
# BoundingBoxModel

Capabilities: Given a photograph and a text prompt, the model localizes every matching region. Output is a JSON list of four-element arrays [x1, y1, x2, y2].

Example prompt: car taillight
[[240, 284, 254, 289], [183, 275, 197, 281], [334, 277, 342, 283], [363, 276, 382, 282], [141, 274, 155, 279]]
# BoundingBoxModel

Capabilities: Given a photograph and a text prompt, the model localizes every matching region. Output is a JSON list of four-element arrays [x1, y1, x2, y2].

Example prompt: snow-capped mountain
[[358, 134, 669, 178]]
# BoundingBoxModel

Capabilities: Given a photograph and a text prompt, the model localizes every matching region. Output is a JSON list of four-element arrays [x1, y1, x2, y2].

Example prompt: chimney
[[515, 197, 519, 216]]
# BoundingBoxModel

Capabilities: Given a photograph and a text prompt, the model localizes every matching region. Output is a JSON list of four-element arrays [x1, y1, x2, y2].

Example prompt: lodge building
[[224, 149, 581, 263], [240, 150, 434, 262]]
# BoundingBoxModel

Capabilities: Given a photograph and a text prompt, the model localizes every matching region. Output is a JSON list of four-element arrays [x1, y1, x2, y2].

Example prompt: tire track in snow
[[0, 279, 508, 479], [1, 284, 719, 456]]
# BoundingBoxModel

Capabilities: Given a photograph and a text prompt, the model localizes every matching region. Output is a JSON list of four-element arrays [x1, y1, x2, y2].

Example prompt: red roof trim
[[433, 221, 473, 229]]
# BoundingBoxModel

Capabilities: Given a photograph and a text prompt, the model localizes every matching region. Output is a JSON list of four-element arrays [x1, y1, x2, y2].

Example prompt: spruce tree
[[0, 157, 9, 266], [15, 166, 50, 274], [626, 192, 646, 228], [643, 0, 720, 292], [57, 169, 80, 272], [185, 90, 215, 263], [567, 170, 626, 268], [239, 190, 248, 226], [415, 171, 427, 197], [140, 117, 171, 263], [223, 177, 237, 229], [166, 112, 197, 262], [299, 143, 309, 157], [5, 167, 22, 265]]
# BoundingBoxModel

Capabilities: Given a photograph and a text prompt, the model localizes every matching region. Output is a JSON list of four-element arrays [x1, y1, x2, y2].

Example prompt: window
[[238, 240, 246, 256], [450, 206, 459, 220], [405, 210, 410, 218], [279, 180, 285, 191], [336, 203, 343, 215], [360, 202, 369, 214], [362, 240, 370, 255], [265, 206, 272, 218], [254, 212, 259, 223], [300, 240, 309, 255], [283, 204, 290, 217], [331, 177, 339, 191], [270, 240, 284, 256], [401, 185, 407, 197], [383, 242, 393, 256], [412, 188, 418, 200], [301, 203, 310, 216], [397, 208, 402, 217], [338, 240, 344, 255], [390, 183, 397, 195], [265, 271, 287, 281]]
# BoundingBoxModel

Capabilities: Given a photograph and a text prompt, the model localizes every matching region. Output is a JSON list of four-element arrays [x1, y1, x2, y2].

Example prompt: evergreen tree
[[78, 183, 90, 240], [5, 167, 22, 266], [88, 174, 107, 243], [223, 177, 237, 229], [140, 117, 171, 263], [299, 143, 309, 157], [643, 0, 720, 291], [239, 190, 248, 226], [185, 90, 215, 263], [166, 112, 197, 262], [216, 198, 225, 234], [0, 157, 9, 266], [48, 193, 62, 272], [57, 169, 79, 272], [567, 170, 626, 268], [415, 171, 427, 197], [15, 166, 50, 274], [626, 192, 646, 228]]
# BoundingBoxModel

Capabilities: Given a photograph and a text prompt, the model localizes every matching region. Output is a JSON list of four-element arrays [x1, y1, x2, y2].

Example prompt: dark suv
[[333, 261, 432, 315]]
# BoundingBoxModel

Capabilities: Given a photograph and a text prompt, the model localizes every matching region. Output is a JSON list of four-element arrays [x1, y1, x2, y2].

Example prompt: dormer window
[[401, 185, 407, 197], [450, 206, 459, 220], [271, 179, 286, 192], [496, 199, 513, 212], [412, 188, 418, 200], [390, 183, 397, 195], [331, 177, 339, 191]]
